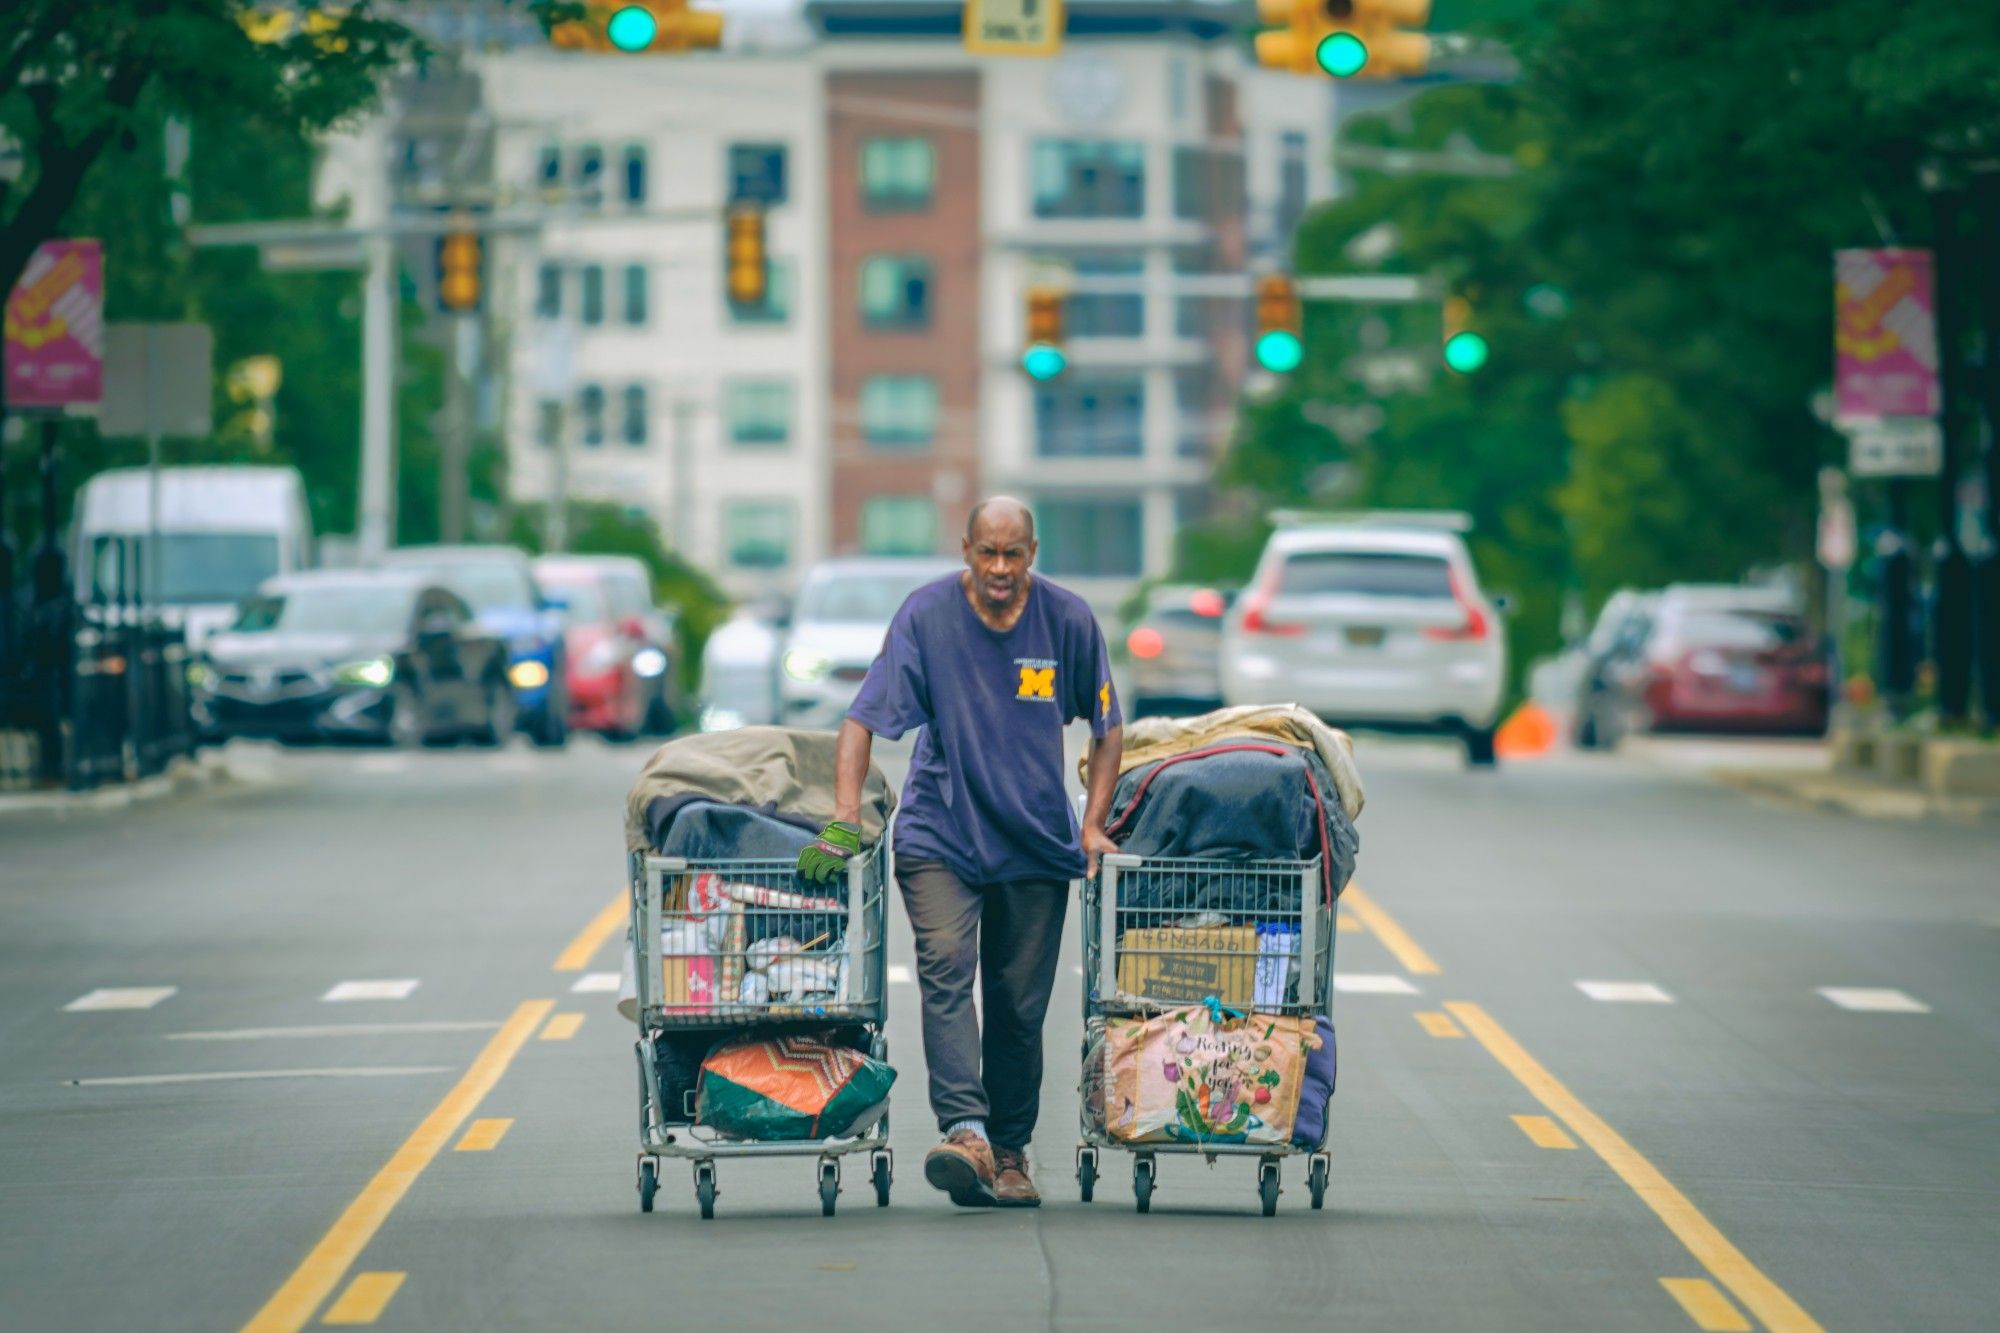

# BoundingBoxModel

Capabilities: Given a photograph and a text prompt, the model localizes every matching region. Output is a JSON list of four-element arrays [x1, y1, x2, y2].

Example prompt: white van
[[73, 466, 315, 643]]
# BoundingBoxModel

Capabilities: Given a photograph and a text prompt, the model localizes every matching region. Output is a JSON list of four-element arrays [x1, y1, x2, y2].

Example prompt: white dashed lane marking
[[569, 972, 621, 994], [68, 1065, 452, 1088], [1333, 973, 1419, 995], [1575, 981, 1674, 1004], [1819, 987, 1930, 1013], [168, 1020, 501, 1042], [322, 980, 420, 1003], [65, 987, 177, 1012]]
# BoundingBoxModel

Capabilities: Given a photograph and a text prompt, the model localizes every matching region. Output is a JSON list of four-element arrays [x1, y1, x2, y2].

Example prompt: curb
[[0, 752, 240, 818], [1712, 767, 2000, 825]]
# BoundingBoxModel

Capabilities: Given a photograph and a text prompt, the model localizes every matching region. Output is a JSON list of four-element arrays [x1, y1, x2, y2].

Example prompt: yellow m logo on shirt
[[1099, 680, 1111, 718], [1017, 666, 1055, 699]]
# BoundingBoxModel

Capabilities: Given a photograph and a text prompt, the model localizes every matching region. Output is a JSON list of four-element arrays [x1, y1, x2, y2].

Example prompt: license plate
[[1728, 665, 1761, 693], [1344, 626, 1386, 648]]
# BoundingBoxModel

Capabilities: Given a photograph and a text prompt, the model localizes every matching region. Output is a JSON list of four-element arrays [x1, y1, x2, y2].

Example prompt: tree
[[0, 1, 418, 300]]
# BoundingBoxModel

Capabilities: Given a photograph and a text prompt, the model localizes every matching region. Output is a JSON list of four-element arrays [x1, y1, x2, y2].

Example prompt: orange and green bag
[[694, 1033, 895, 1141]]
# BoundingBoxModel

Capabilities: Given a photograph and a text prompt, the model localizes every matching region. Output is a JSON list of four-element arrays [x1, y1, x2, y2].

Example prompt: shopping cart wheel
[[819, 1160, 841, 1217], [694, 1164, 717, 1220], [1258, 1160, 1281, 1217], [1133, 1157, 1155, 1214], [1076, 1147, 1097, 1202], [1308, 1154, 1329, 1210], [871, 1151, 892, 1207], [638, 1159, 657, 1214]]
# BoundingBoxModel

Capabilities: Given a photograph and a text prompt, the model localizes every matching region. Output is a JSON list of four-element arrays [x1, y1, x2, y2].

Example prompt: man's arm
[[1080, 723, 1123, 877], [832, 717, 874, 827]]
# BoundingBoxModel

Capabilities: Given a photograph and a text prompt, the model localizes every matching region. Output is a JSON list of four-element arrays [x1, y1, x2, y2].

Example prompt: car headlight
[[632, 647, 669, 679], [185, 661, 212, 690], [509, 659, 550, 690], [782, 649, 830, 682], [582, 641, 622, 674], [331, 656, 394, 688]]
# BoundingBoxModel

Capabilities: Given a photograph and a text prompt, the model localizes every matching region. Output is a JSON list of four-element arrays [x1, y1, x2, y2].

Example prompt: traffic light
[[1022, 286, 1067, 381], [1443, 295, 1488, 373], [725, 204, 767, 309], [552, 1, 723, 54], [434, 229, 482, 313], [1253, 0, 1430, 80], [1253, 274, 1304, 373]]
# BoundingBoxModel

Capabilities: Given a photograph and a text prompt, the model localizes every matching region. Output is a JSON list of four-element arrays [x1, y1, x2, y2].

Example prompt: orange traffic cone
[[1494, 701, 1558, 759]]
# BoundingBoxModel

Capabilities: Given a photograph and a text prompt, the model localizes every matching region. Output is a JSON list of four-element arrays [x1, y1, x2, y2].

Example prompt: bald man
[[803, 497, 1123, 1207]]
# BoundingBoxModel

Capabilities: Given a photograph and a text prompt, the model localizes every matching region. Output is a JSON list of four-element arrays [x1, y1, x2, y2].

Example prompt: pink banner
[[4, 239, 104, 409], [1834, 248, 1937, 420]]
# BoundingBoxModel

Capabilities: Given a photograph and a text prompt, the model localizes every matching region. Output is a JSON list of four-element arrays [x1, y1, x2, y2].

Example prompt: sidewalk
[[0, 749, 243, 818], [1708, 759, 2000, 824]]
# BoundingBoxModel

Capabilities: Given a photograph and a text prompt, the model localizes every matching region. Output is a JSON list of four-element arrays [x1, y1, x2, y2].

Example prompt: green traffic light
[[1255, 330, 1304, 374], [1444, 330, 1490, 374], [1022, 343, 1067, 381], [607, 5, 657, 52], [1316, 32, 1368, 78]]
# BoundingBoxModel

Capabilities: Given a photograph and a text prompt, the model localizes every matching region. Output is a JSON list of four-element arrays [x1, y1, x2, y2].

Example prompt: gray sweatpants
[[895, 857, 1069, 1148]]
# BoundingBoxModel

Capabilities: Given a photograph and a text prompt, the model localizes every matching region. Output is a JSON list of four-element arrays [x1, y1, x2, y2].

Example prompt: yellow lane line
[[539, 1012, 585, 1041], [319, 1272, 405, 1326], [1512, 1114, 1577, 1150], [1660, 1278, 1753, 1332], [453, 1117, 513, 1152], [240, 999, 555, 1333], [553, 890, 627, 972], [1446, 1002, 1823, 1333], [1342, 884, 1440, 975], [1416, 1011, 1465, 1039]]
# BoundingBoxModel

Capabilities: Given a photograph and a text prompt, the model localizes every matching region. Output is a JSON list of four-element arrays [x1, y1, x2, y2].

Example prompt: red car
[[532, 561, 649, 741], [1611, 601, 1829, 736]]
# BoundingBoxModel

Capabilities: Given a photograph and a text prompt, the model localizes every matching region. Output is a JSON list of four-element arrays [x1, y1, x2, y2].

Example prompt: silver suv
[[1219, 513, 1507, 766]]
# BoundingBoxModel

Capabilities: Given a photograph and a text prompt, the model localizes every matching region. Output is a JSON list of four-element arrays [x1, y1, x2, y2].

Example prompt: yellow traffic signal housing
[[1026, 286, 1065, 345], [1352, 0, 1431, 78], [1253, 0, 1430, 80], [435, 230, 482, 313], [551, 2, 724, 54], [726, 205, 767, 309], [1252, 0, 1334, 76], [1255, 273, 1300, 336]]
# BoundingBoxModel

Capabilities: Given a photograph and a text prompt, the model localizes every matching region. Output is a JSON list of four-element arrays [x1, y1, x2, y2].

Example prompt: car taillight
[[1423, 566, 1490, 642], [1239, 591, 1304, 637], [1189, 588, 1226, 618], [1127, 627, 1165, 659]]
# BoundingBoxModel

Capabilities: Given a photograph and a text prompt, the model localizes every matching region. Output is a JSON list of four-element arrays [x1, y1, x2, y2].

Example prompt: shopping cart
[[1077, 852, 1335, 1216], [629, 846, 891, 1219]]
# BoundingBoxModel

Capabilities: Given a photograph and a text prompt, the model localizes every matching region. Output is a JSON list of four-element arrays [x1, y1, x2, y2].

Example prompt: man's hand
[[1082, 824, 1117, 879], [797, 821, 862, 883]]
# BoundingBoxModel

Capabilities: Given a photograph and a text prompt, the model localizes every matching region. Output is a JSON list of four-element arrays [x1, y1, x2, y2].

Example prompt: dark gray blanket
[[654, 801, 845, 946]]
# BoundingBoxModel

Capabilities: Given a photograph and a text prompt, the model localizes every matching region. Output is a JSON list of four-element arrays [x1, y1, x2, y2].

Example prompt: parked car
[[1121, 583, 1231, 717], [379, 545, 567, 748], [697, 603, 786, 732], [778, 557, 960, 730], [1572, 589, 1659, 749], [531, 556, 650, 741], [190, 570, 513, 747], [1594, 589, 1828, 741], [534, 554, 679, 737], [1219, 513, 1507, 767]]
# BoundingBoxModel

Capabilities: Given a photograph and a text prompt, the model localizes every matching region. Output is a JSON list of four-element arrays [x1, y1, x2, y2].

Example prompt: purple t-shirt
[[847, 572, 1122, 885]]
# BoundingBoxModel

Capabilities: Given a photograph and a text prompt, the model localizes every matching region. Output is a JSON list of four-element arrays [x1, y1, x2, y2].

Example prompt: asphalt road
[[1, 733, 1996, 1332]]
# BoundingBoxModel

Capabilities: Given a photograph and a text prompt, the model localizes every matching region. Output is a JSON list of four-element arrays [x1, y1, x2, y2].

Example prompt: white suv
[[1219, 514, 1507, 766]]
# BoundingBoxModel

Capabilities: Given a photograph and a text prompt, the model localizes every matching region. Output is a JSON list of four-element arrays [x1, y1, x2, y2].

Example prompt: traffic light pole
[[440, 313, 474, 544]]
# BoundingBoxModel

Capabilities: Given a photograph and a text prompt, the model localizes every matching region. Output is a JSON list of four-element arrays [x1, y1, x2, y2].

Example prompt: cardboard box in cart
[[1116, 925, 1261, 1008]]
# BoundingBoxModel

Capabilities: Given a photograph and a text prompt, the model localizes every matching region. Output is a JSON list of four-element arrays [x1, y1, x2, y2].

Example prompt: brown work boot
[[992, 1145, 1041, 1208], [923, 1129, 998, 1207]]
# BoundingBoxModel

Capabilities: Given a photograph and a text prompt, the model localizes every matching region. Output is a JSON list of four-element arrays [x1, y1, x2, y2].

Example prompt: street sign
[[1835, 249, 1938, 421], [963, 0, 1064, 57], [4, 239, 104, 409], [1846, 416, 1942, 478], [100, 324, 214, 438]]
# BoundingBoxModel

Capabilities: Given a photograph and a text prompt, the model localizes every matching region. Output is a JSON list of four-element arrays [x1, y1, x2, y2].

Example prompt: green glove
[[797, 821, 862, 883]]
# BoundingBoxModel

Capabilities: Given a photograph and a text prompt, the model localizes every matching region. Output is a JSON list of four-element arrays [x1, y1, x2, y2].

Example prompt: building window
[[623, 143, 647, 206], [861, 496, 937, 557], [1174, 368, 1214, 458], [725, 501, 792, 569], [535, 399, 560, 449], [859, 375, 938, 449], [729, 143, 787, 205], [579, 265, 604, 326], [622, 385, 648, 446], [1032, 140, 1145, 219], [1174, 253, 1211, 338], [728, 259, 792, 325], [578, 384, 605, 447], [1068, 253, 1144, 338], [537, 144, 562, 200], [1038, 498, 1144, 577], [1035, 376, 1145, 457], [534, 263, 561, 319], [575, 142, 603, 208], [725, 379, 792, 446], [861, 137, 935, 211], [859, 256, 932, 330], [622, 264, 647, 325]]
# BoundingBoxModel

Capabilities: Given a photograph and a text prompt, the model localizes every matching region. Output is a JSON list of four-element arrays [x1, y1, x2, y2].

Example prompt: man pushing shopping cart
[[797, 496, 1123, 1208]]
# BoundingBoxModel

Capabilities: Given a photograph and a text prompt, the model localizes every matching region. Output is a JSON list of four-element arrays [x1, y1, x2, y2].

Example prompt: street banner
[[4, 239, 105, 409], [1834, 248, 1936, 421], [964, 0, 1065, 57]]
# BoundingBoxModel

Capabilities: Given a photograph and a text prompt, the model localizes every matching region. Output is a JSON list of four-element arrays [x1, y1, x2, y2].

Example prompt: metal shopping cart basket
[[1077, 852, 1336, 1216], [629, 846, 891, 1219]]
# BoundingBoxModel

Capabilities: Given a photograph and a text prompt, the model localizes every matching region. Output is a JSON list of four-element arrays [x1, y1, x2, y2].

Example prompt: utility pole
[[440, 314, 474, 543], [358, 232, 397, 558]]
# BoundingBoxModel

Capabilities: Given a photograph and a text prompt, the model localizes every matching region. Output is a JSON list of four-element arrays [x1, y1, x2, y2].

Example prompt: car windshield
[[406, 562, 531, 613], [541, 578, 609, 623], [88, 532, 280, 605], [1278, 551, 1454, 598], [796, 569, 949, 623], [1669, 609, 1807, 651], [232, 585, 412, 636]]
